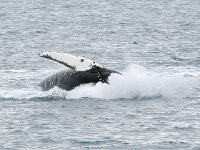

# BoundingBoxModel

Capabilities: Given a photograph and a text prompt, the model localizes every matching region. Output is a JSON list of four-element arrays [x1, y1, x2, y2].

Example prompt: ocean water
[[0, 0, 200, 149]]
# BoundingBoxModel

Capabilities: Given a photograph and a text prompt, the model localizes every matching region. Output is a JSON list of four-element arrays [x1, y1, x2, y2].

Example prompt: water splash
[[0, 64, 193, 100], [67, 64, 191, 99]]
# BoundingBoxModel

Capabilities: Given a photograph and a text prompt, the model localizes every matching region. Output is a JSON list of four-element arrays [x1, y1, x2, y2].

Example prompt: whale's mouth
[[94, 66, 122, 84], [96, 67, 110, 84]]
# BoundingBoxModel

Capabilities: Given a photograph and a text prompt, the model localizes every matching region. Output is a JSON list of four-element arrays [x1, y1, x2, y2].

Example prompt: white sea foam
[[67, 64, 192, 99], [0, 64, 194, 100]]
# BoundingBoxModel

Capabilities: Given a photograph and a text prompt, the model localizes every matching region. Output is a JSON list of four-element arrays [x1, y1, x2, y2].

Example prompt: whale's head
[[78, 66, 120, 84]]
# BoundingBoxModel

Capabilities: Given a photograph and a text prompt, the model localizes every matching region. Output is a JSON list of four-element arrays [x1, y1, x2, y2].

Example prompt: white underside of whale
[[39, 52, 102, 71]]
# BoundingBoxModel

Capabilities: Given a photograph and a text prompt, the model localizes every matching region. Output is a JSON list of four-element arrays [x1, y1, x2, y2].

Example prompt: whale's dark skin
[[39, 66, 120, 91]]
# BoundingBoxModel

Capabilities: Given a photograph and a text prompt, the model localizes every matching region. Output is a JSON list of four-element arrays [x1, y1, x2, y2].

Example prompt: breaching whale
[[39, 52, 120, 91]]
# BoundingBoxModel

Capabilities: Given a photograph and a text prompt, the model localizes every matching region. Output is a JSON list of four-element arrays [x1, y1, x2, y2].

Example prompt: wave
[[0, 64, 194, 100]]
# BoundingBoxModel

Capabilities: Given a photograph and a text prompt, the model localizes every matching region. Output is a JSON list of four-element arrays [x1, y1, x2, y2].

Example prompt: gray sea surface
[[0, 0, 200, 149]]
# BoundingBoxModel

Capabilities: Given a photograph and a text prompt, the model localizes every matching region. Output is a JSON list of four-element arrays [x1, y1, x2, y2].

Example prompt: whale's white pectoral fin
[[39, 52, 102, 71]]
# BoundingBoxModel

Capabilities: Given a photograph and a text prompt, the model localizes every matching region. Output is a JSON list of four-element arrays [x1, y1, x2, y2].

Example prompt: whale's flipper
[[39, 52, 102, 71]]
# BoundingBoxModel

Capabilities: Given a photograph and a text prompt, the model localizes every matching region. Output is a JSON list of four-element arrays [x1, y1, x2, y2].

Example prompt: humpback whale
[[39, 52, 120, 91]]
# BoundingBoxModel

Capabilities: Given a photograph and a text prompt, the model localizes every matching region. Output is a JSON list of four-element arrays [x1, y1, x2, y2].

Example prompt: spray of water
[[67, 64, 190, 99], [0, 64, 193, 100]]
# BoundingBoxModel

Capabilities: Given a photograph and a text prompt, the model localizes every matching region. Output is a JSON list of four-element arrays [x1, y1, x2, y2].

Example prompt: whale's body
[[39, 52, 120, 91]]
